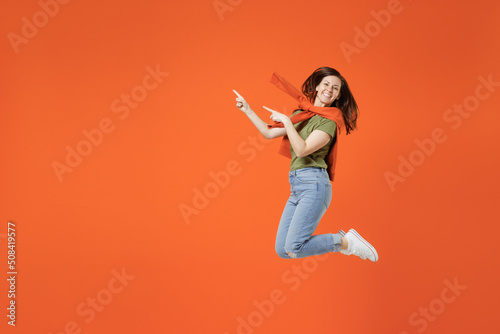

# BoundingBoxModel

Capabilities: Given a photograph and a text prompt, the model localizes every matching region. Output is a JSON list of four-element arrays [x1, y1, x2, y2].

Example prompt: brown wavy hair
[[301, 66, 359, 135]]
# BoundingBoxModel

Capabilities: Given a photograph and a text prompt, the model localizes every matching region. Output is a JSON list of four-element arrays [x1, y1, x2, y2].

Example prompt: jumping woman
[[233, 67, 378, 262]]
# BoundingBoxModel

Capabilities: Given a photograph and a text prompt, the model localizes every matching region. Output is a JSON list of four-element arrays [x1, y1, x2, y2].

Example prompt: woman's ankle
[[340, 237, 348, 251]]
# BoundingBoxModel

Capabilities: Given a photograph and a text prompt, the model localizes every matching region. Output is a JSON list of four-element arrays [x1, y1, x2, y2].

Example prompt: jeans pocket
[[295, 173, 319, 184]]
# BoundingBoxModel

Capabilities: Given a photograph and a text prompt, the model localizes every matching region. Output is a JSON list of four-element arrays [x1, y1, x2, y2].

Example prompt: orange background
[[1, 0, 499, 333]]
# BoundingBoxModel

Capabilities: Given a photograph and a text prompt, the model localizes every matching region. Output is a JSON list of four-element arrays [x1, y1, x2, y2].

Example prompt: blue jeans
[[275, 167, 342, 259]]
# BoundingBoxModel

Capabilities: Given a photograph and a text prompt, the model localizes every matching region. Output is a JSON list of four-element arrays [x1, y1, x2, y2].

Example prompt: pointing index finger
[[262, 106, 275, 113], [232, 89, 244, 99]]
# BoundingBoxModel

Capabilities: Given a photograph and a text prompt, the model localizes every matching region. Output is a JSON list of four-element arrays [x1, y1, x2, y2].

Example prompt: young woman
[[233, 67, 378, 262]]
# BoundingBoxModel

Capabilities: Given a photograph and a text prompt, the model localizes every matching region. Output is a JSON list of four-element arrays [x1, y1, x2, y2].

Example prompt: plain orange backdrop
[[1, 0, 499, 333]]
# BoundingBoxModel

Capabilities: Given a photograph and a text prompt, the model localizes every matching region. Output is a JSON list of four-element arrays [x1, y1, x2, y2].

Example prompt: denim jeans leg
[[275, 177, 298, 258], [280, 168, 342, 258]]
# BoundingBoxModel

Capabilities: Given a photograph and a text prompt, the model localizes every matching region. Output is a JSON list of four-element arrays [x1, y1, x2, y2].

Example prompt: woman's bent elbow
[[263, 132, 277, 140], [295, 150, 307, 158]]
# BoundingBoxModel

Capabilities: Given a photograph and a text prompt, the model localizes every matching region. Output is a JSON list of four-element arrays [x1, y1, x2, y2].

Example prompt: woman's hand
[[263, 106, 290, 125], [231, 90, 287, 139], [233, 90, 251, 114]]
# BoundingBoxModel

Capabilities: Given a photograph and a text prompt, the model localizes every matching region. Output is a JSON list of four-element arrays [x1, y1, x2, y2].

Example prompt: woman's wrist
[[244, 107, 255, 116], [282, 118, 294, 129]]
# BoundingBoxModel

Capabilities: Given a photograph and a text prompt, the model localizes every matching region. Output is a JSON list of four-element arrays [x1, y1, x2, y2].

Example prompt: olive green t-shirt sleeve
[[313, 116, 337, 138], [288, 112, 338, 172], [290, 110, 337, 138]]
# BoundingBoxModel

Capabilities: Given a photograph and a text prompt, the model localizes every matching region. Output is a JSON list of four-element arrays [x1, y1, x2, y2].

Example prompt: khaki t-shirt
[[289, 110, 337, 171]]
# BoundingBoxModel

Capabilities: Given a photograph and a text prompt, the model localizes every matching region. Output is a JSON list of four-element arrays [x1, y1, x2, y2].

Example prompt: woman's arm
[[284, 124, 331, 157], [234, 90, 286, 140], [244, 108, 287, 140], [264, 106, 331, 157]]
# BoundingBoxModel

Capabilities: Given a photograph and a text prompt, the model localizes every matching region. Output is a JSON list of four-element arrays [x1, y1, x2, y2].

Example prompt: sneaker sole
[[349, 229, 379, 262]]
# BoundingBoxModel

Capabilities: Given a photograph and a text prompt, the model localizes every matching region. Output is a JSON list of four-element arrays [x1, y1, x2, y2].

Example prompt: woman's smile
[[314, 75, 341, 107]]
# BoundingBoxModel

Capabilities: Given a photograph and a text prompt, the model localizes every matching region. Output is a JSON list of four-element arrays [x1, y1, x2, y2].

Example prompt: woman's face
[[314, 75, 341, 107]]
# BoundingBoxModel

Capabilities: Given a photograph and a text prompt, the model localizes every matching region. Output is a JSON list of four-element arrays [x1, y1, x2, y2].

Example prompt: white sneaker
[[340, 229, 378, 262]]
